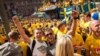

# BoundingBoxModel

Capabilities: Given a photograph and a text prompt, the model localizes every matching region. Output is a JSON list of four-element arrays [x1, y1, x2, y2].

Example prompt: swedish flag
[[59, 8, 65, 19]]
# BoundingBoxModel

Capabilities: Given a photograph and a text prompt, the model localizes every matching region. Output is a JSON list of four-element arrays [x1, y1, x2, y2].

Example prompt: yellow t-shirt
[[31, 23, 36, 31], [18, 41, 28, 56], [80, 21, 91, 34], [72, 32, 84, 54], [52, 27, 58, 35], [48, 22, 51, 28], [57, 30, 66, 40], [36, 23, 40, 28], [80, 21, 90, 29], [85, 34, 100, 56], [28, 27, 33, 35], [76, 26, 81, 33]]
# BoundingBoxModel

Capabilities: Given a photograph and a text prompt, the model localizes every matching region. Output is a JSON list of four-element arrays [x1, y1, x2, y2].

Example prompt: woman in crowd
[[55, 35, 81, 56], [55, 35, 74, 56]]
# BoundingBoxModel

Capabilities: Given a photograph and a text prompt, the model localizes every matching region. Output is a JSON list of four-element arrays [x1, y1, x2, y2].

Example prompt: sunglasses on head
[[45, 33, 53, 36]]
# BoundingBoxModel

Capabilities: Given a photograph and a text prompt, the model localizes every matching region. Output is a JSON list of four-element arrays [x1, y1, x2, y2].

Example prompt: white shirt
[[32, 40, 47, 56]]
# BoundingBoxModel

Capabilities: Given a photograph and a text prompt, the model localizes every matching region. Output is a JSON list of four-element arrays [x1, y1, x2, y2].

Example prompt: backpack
[[0, 42, 22, 56]]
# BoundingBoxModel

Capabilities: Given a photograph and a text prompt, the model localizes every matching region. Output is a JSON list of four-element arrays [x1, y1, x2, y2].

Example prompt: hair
[[86, 12, 91, 18], [44, 28, 56, 39], [55, 35, 74, 56], [34, 28, 41, 32], [89, 20, 100, 35], [58, 22, 66, 30], [8, 31, 19, 40], [45, 28, 53, 33], [34, 28, 44, 35]]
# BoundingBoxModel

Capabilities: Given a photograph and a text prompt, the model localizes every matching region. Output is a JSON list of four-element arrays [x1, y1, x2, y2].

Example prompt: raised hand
[[72, 10, 79, 19], [12, 16, 20, 25], [12, 16, 30, 43]]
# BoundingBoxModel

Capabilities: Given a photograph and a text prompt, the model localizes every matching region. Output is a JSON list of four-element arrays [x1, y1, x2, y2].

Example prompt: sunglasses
[[45, 33, 53, 36]]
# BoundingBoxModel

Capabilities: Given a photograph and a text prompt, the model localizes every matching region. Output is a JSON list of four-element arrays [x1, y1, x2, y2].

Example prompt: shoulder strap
[[32, 40, 36, 53], [27, 46, 32, 56], [45, 41, 48, 45], [31, 40, 47, 53]]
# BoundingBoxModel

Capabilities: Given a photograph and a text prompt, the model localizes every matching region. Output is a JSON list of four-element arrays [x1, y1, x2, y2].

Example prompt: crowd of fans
[[0, 7, 100, 56]]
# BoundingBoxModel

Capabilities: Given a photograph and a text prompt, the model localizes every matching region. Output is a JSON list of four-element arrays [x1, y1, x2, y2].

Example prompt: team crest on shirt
[[37, 45, 47, 54], [96, 48, 100, 54]]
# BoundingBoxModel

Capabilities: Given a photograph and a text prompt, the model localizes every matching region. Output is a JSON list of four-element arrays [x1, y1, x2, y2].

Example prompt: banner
[[78, 2, 96, 13], [59, 2, 96, 19]]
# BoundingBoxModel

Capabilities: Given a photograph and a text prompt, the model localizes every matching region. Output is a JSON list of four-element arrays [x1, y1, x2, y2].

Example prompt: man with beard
[[85, 20, 100, 56]]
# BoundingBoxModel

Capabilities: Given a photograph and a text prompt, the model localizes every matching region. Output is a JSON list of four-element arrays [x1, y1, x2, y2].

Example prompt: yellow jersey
[[18, 41, 28, 56], [36, 23, 40, 28], [52, 26, 58, 35], [80, 21, 90, 29], [31, 23, 36, 31], [85, 34, 100, 56], [57, 30, 67, 40], [72, 32, 84, 54]]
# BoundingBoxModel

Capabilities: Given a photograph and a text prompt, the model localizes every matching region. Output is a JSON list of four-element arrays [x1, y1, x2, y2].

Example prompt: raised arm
[[12, 16, 30, 44], [67, 10, 78, 36]]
